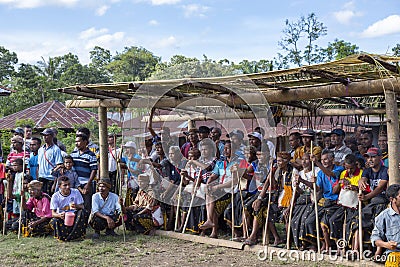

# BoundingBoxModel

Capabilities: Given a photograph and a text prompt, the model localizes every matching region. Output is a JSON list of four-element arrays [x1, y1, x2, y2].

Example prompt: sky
[[0, 0, 399, 65]]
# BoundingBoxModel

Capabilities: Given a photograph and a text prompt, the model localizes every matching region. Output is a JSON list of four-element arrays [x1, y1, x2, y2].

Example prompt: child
[[51, 155, 79, 192], [122, 174, 163, 235]]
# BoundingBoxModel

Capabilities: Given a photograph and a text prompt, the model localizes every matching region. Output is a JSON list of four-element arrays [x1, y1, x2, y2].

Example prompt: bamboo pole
[[384, 90, 400, 185], [237, 172, 249, 238], [181, 172, 201, 234], [98, 105, 109, 180], [18, 136, 27, 239], [2, 176, 8, 235], [116, 145, 126, 242], [311, 141, 321, 254], [286, 175, 297, 250], [231, 173, 235, 240], [262, 161, 274, 246], [174, 176, 184, 232], [358, 189, 363, 260]]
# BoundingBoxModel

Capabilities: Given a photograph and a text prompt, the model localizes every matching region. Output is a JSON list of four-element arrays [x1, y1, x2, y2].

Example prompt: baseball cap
[[41, 128, 54, 136], [226, 129, 244, 139], [248, 132, 263, 141], [331, 128, 345, 137], [123, 141, 137, 149], [11, 127, 24, 135], [364, 147, 382, 157], [11, 135, 23, 143], [301, 129, 316, 137]]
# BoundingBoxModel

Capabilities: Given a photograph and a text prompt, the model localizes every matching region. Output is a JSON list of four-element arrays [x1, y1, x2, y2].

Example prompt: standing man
[[330, 128, 352, 166], [24, 125, 33, 152], [378, 132, 388, 167], [38, 128, 63, 195], [28, 137, 41, 180], [6, 136, 30, 169], [71, 133, 98, 211], [210, 127, 224, 159], [292, 129, 322, 170], [198, 126, 211, 141], [107, 134, 120, 193], [288, 132, 302, 158]]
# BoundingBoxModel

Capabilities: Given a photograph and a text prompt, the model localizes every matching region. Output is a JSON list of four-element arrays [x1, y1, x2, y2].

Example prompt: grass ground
[[0, 228, 347, 267]]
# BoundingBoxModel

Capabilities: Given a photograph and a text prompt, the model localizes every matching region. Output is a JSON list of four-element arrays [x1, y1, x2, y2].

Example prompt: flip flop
[[243, 239, 257, 246]]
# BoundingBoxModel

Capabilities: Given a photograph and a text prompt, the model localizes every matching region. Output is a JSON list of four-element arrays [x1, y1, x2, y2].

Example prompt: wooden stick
[[116, 144, 126, 242], [358, 189, 363, 260], [2, 178, 8, 235], [181, 172, 201, 234], [342, 208, 347, 256], [262, 162, 274, 246], [311, 141, 321, 254], [17, 136, 27, 239], [237, 171, 249, 238], [231, 173, 235, 240], [174, 174, 184, 232], [286, 176, 297, 250]]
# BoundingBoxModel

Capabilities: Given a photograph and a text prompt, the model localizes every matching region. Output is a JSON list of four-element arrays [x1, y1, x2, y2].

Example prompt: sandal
[[244, 239, 257, 246]]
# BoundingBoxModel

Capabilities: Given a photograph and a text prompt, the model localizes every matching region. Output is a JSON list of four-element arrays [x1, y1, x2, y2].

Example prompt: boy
[[51, 155, 79, 192]]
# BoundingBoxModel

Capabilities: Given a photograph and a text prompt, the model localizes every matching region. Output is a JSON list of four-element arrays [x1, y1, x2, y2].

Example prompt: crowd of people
[[1, 122, 400, 265]]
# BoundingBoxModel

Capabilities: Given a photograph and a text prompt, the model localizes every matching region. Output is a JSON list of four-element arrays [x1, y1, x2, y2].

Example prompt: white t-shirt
[[50, 188, 84, 212]]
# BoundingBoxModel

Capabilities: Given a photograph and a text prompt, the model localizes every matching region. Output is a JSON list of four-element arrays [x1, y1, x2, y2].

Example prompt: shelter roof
[[0, 100, 120, 130]]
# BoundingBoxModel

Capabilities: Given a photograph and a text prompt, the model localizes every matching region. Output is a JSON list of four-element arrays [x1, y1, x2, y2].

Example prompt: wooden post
[[98, 105, 109, 179], [385, 90, 400, 185]]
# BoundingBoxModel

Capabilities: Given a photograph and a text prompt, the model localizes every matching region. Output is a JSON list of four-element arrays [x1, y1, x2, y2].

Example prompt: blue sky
[[0, 0, 399, 65]]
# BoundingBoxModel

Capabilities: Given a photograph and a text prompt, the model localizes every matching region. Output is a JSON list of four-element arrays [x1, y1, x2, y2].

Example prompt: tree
[[149, 54, 238, 80], [107, 46, 161, 82], [392, 44, 400, 56], [0, 46, 18, 80], [234, 59, 274, 74], [278, 13, 327, 67], [90, 46, 112, 70], [319, 39, 359, 62]]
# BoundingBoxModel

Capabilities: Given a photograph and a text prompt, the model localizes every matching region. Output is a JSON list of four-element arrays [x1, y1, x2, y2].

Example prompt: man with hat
[[350, 147, 390, 254], [248, 132, 263, 151], [330, 128, 352, 165], [20, 180, 52, 236], [121, 141, 142, 205], [292, 129, 322, 170], [6, 135, 30, 170], [90, 178, 122, 238], [38, 128, 63, 195], [11, 126, 30, 153]]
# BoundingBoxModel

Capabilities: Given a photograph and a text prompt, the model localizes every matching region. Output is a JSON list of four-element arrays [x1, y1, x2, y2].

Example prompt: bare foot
[[273, 239, 283, 246], [199, 220, 215, 230], [209, 233, 218, 238]]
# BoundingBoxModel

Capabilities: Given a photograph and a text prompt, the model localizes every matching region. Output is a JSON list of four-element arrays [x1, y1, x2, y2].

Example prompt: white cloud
[[95, 5, 109, 16], [361, 15, 400, 38], [84, 32, 126, 50], [79, 27, 109, 40], [333, 1, 362, 24], [151, 36, 177, 48], [150, 0, 181, 5], [0, 0, 79, 8], [148, 19, 159, 26], [182, 4, 209, 18]]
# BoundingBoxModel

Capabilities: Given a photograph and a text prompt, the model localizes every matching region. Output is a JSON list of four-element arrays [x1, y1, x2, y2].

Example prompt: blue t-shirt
[[316, 165, 344, 201], [38, 144, 63, 180], [28, 153, 39, 180], [362, 165, 389, 196]]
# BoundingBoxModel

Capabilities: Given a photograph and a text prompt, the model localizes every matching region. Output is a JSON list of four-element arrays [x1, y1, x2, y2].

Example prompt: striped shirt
[[70, 149, 98, 185]]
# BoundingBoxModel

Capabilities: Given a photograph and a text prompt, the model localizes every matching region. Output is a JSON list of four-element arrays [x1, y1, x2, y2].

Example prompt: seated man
[[20, 180, 52, 236], [90, 178, 122, 239], [123, 174, 163, 235], [50, 176, 88, 241], [371, 184, 400, 265]]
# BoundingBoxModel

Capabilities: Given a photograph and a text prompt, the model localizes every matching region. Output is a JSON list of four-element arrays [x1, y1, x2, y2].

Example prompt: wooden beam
[[77, 86, 132, 100], [358, 55, 400, 74], [65, 78, 400, 108], [385, 90, 400, 185]]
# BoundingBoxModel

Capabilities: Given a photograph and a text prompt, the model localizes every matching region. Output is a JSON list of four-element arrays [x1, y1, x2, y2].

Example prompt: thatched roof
[[0, 100, 120, 130]]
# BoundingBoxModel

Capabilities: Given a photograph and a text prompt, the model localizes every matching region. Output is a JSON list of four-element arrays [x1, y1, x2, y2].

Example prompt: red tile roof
[[0, 100, 120, 130]]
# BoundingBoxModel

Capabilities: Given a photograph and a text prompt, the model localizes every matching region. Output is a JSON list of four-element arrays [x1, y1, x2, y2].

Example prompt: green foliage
[[278, 13, 327, 66], [45, 121, 61, 128], [319, 39, 359, 62], [15, 118, 35, 128], [73, 117, 99, 142], [108, 123, 122, 135], [107, 46, 161, 82], [392, 44, 400, 56], [0, 46, 18, 80], [149, 54, 238, 80], [0, 129, 12, 158]]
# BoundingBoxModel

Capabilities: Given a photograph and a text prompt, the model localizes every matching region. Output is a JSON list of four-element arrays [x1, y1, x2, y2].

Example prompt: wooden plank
[[385, 90, 400, 185]]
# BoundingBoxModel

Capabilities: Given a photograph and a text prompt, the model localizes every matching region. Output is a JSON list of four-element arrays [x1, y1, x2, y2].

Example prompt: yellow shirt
[[339, 168, 363, 186], [292, 145, 322, 162]]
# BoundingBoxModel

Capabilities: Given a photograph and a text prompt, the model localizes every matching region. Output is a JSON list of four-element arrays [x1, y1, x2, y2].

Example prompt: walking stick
[[18, 136, 27, 239], [174, 174, 184, 232], [116, 144, 126, 242], [181, 171, 201, 234], [286, 175, 297, 250], [311, 141, 321, 254], [2, 178, 8, 235], [262, 161, 274, 246], [358, 189, 363, 260], [237, 171, 249, 238]]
